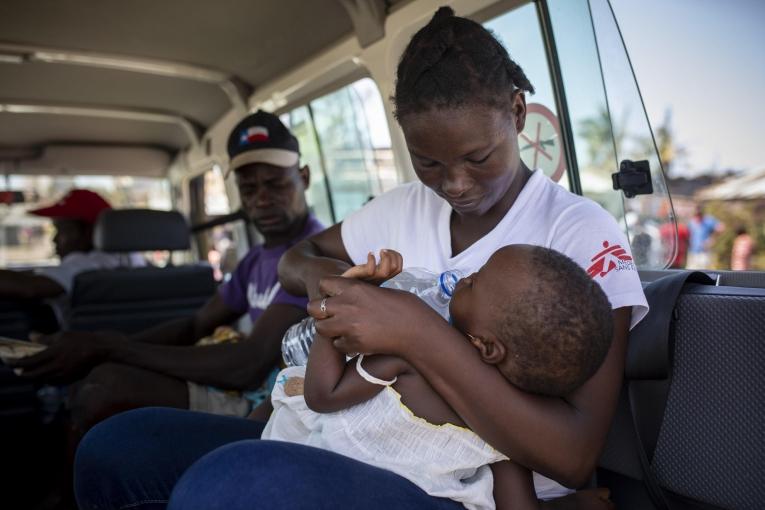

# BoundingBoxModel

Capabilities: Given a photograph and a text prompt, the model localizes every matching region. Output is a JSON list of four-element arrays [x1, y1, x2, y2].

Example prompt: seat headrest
[[94, 209, 190, 252]]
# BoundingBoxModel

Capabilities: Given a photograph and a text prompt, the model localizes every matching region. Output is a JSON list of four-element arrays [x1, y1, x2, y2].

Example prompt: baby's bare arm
[[303, 333, 410, 413], [304, 249, 406, 413]]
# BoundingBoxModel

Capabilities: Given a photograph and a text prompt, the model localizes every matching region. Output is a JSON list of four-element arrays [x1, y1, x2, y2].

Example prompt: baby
[[261, 244, 613, 510]]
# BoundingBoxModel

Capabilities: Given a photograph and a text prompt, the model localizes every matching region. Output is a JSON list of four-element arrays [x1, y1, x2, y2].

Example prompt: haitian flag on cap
[[239, 126, 270, 146]]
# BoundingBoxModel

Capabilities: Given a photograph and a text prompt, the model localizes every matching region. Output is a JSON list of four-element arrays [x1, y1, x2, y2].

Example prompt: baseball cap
[[28, 189, 112, 225], [226, 110, 300, 176]]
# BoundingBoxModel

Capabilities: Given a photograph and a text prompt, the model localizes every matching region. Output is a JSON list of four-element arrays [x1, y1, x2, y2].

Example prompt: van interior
[[0, 0, 762, 509]]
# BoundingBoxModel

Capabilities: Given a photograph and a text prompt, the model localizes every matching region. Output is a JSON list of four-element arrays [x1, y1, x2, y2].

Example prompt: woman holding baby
[[75, 7, 646, 510]]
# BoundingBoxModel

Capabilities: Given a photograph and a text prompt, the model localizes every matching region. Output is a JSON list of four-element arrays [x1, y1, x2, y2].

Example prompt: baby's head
[[449, 245, 613, 397]]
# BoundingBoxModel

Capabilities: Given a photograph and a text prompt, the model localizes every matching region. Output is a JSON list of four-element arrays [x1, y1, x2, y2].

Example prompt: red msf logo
[[587, 241, 633, 278]]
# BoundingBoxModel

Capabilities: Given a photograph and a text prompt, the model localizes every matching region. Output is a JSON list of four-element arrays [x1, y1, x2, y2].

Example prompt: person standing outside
[[687, 205, 723, 268], [660, 220, 689, 268], [731, 226, 755, 270]]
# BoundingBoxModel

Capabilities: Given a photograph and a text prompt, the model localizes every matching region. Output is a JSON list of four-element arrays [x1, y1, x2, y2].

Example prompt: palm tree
[[636, 109, 687, 176], [578, 105, 628, 176]]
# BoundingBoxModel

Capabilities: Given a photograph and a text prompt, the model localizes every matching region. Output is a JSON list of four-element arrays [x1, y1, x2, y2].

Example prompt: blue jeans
[[75, 407, 464, 510]]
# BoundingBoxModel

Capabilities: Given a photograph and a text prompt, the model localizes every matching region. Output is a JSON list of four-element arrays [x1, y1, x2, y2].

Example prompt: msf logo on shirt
[[248, 282, 281, 310], [587, 241, 636, 278]]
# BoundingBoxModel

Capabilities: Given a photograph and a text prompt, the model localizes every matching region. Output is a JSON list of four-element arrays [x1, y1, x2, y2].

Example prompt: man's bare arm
[[103, 303, 306, 389], [129, 293, 241, 346], [14, 302, 307, 389]]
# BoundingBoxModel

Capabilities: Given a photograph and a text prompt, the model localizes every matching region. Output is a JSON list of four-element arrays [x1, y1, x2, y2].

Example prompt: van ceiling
[[0, 0, 398, 176]]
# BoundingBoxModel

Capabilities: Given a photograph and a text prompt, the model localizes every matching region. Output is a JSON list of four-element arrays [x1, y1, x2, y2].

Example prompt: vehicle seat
[[0, 300, 58, 339], [67, 209, 217, 333], [598, 279, 765, 509]]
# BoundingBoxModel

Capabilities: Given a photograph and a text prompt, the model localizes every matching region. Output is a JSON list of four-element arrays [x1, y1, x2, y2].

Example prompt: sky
[[487, 0, 765, 179], [610, 0, 765, 176]]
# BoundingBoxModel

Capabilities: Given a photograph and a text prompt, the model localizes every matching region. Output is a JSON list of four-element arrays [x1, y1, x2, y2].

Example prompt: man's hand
[[340, 250, 403, 284], [9, 331, 119, 384]]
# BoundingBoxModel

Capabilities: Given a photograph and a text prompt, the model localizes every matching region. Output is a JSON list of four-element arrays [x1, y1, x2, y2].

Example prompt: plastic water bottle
[[281, 268, 463, 366], [281, 318, 317, 367], [380, 268, 463, 320]]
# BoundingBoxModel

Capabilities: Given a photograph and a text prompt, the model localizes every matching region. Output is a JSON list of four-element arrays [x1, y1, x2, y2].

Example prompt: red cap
[[28, 189, 112, 225]]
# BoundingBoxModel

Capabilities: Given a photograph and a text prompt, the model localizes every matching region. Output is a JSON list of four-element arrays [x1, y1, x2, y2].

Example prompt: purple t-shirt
[[219, 215, 324, 322]]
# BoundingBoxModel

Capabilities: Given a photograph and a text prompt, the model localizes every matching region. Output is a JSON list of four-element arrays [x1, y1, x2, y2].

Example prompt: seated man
[[0, 189, 139, 320], [11, 110, 324, 434]]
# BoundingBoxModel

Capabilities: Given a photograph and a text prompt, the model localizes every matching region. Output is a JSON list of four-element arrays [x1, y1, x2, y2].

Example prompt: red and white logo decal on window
[[586, 241, 635, 278]]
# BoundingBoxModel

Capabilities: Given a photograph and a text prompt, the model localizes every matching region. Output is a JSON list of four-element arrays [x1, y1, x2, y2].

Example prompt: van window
[[0, 175, 170, 269], [545, 0, 676, 270], [200, 163, 230, 216], [611, 0, 765, 271], [189, 165, 245, 280], [485, 1, 676, 270], [280, 106, 334, 225], [485, 2, 570, 190], [282, 77, 396, 224]]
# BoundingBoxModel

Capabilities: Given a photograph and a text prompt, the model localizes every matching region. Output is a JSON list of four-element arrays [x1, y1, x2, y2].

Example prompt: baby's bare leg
[[492, 460, 539, 510], [247, 399, 273, 421]]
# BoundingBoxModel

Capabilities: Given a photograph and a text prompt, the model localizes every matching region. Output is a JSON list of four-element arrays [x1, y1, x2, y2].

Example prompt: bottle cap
[[438, 270, 463, 297]]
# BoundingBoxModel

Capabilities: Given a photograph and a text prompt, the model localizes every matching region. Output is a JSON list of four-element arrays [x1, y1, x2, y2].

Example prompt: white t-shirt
[[341, 169, 648, 499], [38, 251, 145, 293]]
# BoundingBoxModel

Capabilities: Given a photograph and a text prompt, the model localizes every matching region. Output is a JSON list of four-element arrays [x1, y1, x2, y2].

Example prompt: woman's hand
[[307, 276, 444, 356]]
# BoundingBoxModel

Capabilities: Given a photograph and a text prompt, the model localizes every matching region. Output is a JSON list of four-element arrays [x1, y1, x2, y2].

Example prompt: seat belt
[[625, 271, 714, 510]]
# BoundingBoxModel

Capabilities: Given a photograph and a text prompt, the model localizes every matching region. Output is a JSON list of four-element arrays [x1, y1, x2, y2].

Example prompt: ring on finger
[[320, 298, 327, 315]]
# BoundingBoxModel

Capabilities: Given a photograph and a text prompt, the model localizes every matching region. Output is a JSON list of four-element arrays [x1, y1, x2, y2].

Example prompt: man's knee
[[75, 409, 129, 479], [74, 408, 178, 509], [169, 441, 284, 510], [170, 441, 459, 510]]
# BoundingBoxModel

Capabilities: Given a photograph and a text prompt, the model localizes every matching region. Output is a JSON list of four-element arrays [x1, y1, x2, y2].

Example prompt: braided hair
[[393, 6, 534, 120]]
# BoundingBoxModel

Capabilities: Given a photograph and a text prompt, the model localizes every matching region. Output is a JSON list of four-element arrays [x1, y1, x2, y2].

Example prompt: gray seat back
[[69, 209, 216, 333], [94, 209, 190, 252], [69, 266, 216, 333], [599, 284, 765, 509]]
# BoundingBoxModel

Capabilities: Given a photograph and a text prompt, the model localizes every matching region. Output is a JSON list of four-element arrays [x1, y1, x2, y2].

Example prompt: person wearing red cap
[[12, 111, 323, 430], [0, 189, 134, 304]]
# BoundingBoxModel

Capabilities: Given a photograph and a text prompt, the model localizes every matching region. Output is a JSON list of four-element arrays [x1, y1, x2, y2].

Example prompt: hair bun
[[393, 4, 535, 118], [430, 6, 455, 24]]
